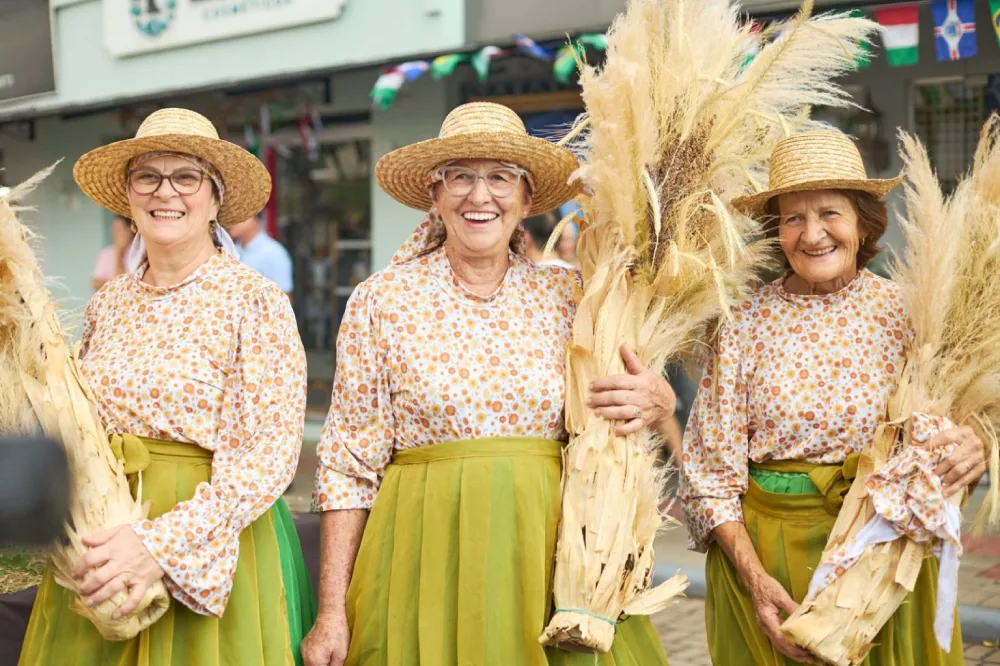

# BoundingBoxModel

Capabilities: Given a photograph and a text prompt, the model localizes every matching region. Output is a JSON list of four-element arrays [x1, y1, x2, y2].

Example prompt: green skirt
[[705, 459, 964, 665], [345, 437, 669, 666], [18, 436, 317, 666]]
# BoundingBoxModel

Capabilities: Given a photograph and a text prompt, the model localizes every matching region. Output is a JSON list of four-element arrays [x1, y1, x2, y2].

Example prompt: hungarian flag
[[875, 4, 919, 67], [931, 0, 977, 61]]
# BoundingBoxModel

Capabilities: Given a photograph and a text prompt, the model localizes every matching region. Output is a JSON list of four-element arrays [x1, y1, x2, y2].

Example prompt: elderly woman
[[302, 102, 676, 666], [680, 131, 986, 665], [19, 108, 315, 666]]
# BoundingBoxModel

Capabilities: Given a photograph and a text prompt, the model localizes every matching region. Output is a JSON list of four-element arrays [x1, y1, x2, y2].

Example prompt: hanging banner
[[104, 0, 347, 57], [0, 0, 56, 102]]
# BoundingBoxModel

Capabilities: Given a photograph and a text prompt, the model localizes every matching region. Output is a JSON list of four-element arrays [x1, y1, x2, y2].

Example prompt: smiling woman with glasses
[[303, 102, 678, 666], [19, 108, 317, 666]]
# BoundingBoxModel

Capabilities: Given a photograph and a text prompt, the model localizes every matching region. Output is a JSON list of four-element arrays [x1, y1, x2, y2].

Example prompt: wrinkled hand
[[302, 610, 351, 666], [746, 572, 815, 664], [926, 425, 987, 497], [73, 524, 164, 619], [588, 343, 677, 436]]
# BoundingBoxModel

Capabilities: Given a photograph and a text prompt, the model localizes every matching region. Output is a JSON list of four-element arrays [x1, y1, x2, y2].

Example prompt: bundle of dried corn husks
[[781, 122, 1000, 666], [0, 167, 169, 640], [539, 0, 879, 653]]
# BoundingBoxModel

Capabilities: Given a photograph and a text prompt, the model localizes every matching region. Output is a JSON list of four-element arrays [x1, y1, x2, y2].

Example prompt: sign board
[[0, 0, 56, 103], [104, 0, 347, 57]]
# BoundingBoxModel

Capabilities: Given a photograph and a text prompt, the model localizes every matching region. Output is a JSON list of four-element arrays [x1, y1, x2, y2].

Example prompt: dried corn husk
[[540, 0, 879, 653], [0, 166, 169, 640], [781, 121, 1000, 666]]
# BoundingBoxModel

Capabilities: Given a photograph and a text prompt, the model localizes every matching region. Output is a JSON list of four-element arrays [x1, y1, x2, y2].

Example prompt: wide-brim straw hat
[[732, 130, 902, 218], [73, 108, 270, 227], [376, 102, 581, 214]]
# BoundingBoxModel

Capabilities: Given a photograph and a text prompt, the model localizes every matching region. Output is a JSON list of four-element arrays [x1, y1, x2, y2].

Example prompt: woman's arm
[[712, 522, 814, 663], [301, 510, 368, 666]]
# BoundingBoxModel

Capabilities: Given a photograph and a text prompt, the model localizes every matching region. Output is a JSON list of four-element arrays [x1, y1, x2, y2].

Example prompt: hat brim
[[375, 131, 581, 214], [732, 174, 903, 218], [73, 135, 271, 227]]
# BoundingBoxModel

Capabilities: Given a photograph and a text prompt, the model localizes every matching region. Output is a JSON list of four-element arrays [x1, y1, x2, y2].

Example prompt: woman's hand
[[745, 571, 815, 664], [588, 343, 677, 437], [926, 425, 987, 497], [73, 525, 164, 619], [302, 609, 351, 666]]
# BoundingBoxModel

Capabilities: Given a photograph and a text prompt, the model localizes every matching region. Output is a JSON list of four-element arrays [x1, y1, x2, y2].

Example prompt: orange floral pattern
[[312, 245, 579, 510], [80, 251, 307, 616], [679, 270, 910, 551]]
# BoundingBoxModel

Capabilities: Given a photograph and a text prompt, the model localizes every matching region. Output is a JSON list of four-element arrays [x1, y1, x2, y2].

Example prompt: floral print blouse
[[312, 244, 579, 511], [679, 270, 911, 551], [80, 251, 307, 616]]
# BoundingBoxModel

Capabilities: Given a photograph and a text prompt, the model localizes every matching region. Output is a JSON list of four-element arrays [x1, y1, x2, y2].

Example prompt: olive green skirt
[[705, 460, 964, 665], [345, 437, 669, 666], [18, 436, 316, 666]]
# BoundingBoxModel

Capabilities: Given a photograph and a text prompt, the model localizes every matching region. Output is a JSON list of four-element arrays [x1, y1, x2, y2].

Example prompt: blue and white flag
[[932, 0, 977, 61]]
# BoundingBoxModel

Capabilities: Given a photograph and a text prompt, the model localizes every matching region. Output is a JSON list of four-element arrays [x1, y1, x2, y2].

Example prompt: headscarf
[[123, 151, 240, 274], [390, 160, 533, 265]]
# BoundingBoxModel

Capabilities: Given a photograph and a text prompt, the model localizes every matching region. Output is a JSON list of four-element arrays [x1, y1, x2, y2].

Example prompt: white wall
[[370, 78, 454, 271], [0, 111, 120, 332]]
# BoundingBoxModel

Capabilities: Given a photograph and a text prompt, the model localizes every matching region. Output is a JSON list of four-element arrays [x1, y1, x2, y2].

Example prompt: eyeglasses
[[128, 168, 206, 196], [439, 166, 524, 199]]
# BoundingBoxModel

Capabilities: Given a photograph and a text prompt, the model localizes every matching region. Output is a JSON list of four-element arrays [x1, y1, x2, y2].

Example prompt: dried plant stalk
[[0, 167, 169, 640], [540, 0, 878, 652], [781, 121, 1000, 665]]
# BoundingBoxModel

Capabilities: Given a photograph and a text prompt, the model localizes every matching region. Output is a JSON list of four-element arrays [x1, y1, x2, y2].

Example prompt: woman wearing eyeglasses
[[18, 108, 316, 666], [302, 103, 677, 666]]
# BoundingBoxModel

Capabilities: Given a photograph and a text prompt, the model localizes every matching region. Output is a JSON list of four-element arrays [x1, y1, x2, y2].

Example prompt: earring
[[210, 219, 219, 234], [129, 221, 137, 233]]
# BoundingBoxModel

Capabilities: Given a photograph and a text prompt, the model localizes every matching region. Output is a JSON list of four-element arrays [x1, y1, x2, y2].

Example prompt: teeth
[[151, 211, 183, 219], [803, 248, 835, 257], [463, 212, 498, 222]]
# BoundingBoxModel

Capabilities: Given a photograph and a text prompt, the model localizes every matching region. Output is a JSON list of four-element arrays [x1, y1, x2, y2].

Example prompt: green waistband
[[748, 468, 819, 495], [391, 437, 563, 465]]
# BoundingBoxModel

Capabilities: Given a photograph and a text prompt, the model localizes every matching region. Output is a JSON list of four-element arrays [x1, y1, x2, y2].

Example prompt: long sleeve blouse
[[80, 251, 307, 616], [679, 270, 910, 551]]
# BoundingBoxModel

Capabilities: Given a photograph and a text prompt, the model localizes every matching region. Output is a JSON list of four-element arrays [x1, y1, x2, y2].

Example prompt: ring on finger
[[632, 406, 641, 419]]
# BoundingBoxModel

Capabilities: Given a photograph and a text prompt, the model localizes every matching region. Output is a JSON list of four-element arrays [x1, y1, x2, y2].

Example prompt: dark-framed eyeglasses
[[128, 167, 207, 196], [439, 166, 525, 199]]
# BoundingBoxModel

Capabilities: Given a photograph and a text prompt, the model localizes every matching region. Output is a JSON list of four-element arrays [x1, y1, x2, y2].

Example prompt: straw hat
[[73, 108, 271, 227], [376, 102, 581, 214], [732, 130, 902, 217]]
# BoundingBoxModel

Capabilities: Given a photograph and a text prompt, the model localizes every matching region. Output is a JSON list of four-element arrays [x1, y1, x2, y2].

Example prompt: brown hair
[[764, 189, 887, 269]]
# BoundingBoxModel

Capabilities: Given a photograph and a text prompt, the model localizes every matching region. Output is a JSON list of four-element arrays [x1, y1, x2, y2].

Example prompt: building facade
[[2, 0, 999, 409]]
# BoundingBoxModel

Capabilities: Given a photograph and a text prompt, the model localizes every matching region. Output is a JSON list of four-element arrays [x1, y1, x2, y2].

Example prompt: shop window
[[274, 135, 372, 413], [913, 78, 988, 196]]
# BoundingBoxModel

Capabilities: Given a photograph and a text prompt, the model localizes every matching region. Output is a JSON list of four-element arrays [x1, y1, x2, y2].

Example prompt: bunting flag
[[877, 4, 920, 66], [846, 9, 872, 69], [472, 46, 505, 82], [577, 33, 608, 51], [396, 61, 431, 82], [739, 20, 765, 70], [431, 53, 468, 80], [553, 43, 583, 84], [259, 104, 271, 137], [990, 0, 1000, 46], [932, 0, 977, 61], [370, 68, 405, 110], [513, 33, 551, 60], [243, 124, 258, 157]]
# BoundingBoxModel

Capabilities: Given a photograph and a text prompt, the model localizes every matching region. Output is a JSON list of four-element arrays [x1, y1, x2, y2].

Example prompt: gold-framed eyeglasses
[[439, 166, 525, 199], [128, 167, 207, 196]]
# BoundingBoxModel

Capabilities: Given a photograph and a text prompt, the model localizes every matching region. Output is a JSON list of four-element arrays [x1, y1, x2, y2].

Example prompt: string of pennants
[[371, 0, 1000, 110], [370, 33, 609, 111]]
